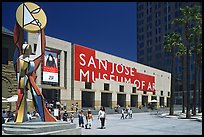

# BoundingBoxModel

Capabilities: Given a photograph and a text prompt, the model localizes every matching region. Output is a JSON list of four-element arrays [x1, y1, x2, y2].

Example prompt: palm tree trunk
[[185, 23, 191, 119], [192, 58, 198, 115], [169, 46, 175, 115], [182, 55, 185, 113], [192, 34, 198, 116], [197, 63, 201, 113], [186, 46, 191, 119]]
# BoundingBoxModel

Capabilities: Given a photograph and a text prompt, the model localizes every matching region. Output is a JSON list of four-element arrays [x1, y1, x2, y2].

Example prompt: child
[[70, 112, 74, 123], [86, 109, 93, 129]]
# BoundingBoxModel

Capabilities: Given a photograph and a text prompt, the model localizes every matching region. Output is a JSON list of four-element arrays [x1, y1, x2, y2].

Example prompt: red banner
[[43, 50, 58, 83], [74, 44, 155, 92]]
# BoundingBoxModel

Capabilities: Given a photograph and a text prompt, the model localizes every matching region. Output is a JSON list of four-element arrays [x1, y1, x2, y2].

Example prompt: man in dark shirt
[[63, 110, 69, 121]]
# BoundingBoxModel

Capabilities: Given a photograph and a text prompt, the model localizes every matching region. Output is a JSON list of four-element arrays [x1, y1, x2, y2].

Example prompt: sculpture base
[[2, 121, 81, 135]]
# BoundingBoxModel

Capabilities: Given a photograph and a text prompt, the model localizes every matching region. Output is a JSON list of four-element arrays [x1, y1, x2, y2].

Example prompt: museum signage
[[74, 44, 155, 92]]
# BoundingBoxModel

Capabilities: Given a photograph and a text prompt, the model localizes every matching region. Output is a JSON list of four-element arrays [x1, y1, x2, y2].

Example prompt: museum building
[[27, 32, 171, 110]]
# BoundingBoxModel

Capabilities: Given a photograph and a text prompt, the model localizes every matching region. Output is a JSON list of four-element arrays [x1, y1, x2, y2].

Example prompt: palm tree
[[171, 5, 202, 119], [175, 43, 187, 113], [163, 33, 184, 115], [188, 6, 202, 115]]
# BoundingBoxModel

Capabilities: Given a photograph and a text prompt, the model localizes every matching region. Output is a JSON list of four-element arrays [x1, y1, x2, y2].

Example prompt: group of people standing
[[77, 106, 107, 129], [121, 106, 133, 119]]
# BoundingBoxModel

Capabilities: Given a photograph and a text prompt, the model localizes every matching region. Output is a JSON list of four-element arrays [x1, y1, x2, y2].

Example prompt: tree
[[163, 33, 184, 115], [175, 41, 187, 113], [171, 5, 202, 118]]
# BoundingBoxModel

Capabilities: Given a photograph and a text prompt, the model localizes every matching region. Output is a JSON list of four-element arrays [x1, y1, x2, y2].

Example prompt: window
[[132, 87, 136, 93], [144, 70, 146, 73], [104, 83, 110, 91], [85, 82, 92, 89], [153, 92, 155, 95], [119, 85, 124, 92], [143, 91, 147, 94], [161, 90, 163, 96], [168, 92, 170, 96]]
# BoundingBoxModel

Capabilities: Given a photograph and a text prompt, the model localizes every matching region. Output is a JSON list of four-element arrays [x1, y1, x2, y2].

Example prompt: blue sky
[[2, 2, 137, 61]]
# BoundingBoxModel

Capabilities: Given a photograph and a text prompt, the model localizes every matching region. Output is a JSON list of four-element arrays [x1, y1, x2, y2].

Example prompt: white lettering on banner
[[116, 64, 123, 74], [99, 59, 107, 70], [79, 54, 86, 66], [103, 74, 108, 80], [124, 66, 129, 75], [130, 68, 135, 76], [147, 82, 153, 91], [124, 77, 131, 84], [88, 56, 96, 68], [110, 75, 115, 81], [80, 69, 89, 82], [111, 62, 115, 74], [134, 80, 140, 89], [77, 52, 155, 92], [92, 71, 95, 82], [142, 81, 145, 90]]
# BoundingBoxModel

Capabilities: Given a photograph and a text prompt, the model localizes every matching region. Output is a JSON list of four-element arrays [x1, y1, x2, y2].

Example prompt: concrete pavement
[[73, 112, 202, 135], [2, 110, 202, 135]]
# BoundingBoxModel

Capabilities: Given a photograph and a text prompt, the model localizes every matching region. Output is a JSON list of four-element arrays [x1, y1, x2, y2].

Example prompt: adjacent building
[[137, 2, 202, 104]]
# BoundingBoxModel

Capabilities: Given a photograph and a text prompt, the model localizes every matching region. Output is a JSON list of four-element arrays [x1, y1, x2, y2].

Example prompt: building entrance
[[42, 89, 60, 108], [131, 95, 138, 107], [101, 93, 112, 107], [142, 95, 148, 107], [82, 91, 95, 108], [117, 94, 126, 107], [160, 97, 164, 107]]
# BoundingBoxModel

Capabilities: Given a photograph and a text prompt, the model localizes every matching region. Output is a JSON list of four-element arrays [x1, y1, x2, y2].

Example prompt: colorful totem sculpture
[[13, 2, 57, 123]]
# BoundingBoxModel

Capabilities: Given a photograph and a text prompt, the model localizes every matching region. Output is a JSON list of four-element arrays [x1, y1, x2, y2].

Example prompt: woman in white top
[[98, 106, 106, 129]]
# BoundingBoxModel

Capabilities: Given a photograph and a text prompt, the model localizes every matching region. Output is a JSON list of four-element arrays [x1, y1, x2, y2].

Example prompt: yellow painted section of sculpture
[[19, 60, 25, 77], [20, 77, 25, 89], [16, 96, 25, 123], [23, 61, 28, 70], [16, 2, 47, 32]]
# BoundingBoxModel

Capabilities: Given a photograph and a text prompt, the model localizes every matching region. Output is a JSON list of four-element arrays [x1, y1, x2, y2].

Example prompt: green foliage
[[163, 33, 185, 55], [168, 5, 202, 57]]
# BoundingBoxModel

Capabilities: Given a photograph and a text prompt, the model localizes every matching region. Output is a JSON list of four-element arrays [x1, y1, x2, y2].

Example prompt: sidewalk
[[151, 110, 202, 122], [75, 112, 202, 135]]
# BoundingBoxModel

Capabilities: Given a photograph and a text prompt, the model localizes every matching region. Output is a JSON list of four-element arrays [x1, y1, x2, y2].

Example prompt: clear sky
[[2, 2, 137, 61]]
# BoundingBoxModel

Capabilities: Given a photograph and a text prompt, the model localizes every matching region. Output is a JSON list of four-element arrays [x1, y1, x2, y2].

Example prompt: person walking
[[121, 108, 125, 119], [78, 110, 85, 128], [129, 108, 133, 119], [62, 110, 69, 122], [98, 106, 106, 129], [125, 106, 130, 119], [85, 109, 93, 129]]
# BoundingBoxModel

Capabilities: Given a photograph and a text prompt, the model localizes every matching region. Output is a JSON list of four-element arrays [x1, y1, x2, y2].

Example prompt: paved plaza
[[2, 111, 202, 135], [73, 112, 202, 135]]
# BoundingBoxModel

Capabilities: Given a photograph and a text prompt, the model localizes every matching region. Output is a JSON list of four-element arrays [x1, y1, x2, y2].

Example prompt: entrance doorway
[[142, 96, 148, 107], [101, 93, 112, 107], [131, 95, 138, 107], [42, 89, 60, 108], [117, 94, 126, 107], [82, 91, 95, 108], [160, 97, 164, 107]]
